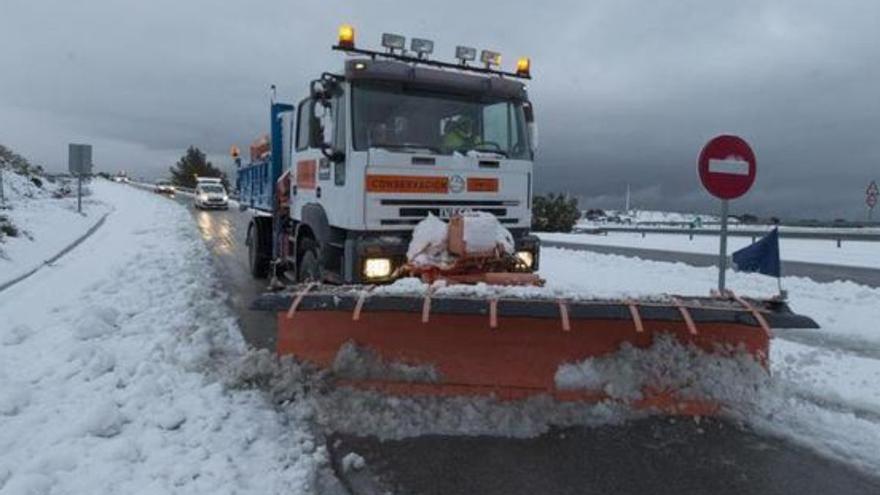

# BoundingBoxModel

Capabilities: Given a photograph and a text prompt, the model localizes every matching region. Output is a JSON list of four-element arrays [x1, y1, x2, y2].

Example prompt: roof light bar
[[331, 28, 530, 79]]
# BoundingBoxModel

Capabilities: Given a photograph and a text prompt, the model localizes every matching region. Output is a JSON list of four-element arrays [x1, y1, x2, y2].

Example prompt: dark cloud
[[1, 0, 878, 219]]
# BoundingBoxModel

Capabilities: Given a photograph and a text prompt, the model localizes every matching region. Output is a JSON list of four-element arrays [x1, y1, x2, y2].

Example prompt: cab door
[[291, 98, 324, 220]]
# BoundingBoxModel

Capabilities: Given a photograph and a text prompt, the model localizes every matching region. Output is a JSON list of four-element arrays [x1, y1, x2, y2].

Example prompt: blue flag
[[732, 228, 781, 277]]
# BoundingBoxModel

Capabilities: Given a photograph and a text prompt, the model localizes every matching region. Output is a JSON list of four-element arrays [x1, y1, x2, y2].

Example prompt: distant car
[[194, 183, 229, 210], [154, 181, 175, 195]]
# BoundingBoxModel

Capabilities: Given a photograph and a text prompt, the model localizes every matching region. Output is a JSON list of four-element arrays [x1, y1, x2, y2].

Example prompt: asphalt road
[[167, 193, 880, 495], [541, 240, 880, 288]]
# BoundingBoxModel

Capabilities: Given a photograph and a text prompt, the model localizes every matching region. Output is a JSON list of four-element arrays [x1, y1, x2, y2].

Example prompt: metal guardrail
[[573, 226, 880, 243]]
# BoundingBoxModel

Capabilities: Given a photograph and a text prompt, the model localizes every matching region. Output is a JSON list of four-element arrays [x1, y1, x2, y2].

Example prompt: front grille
[[399, 207, 507, 217], [381, 218, 519, 226], [380, 199, 519, 206]]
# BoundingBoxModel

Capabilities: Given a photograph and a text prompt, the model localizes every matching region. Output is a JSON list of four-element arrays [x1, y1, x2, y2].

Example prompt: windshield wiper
[[371, 142, 443, 154]]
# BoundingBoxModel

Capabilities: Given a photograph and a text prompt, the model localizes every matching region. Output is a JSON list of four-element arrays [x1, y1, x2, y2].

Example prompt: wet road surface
[[331, 419, 880, 495], [172, 195, 277, 350], [167, 193, 880, 495]]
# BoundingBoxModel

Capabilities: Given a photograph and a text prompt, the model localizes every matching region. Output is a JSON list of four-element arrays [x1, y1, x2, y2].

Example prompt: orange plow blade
[[253, 286, 818, 415]]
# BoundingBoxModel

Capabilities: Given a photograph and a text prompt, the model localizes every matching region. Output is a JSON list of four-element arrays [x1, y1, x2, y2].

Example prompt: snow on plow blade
[[253, 286, 818, 415]]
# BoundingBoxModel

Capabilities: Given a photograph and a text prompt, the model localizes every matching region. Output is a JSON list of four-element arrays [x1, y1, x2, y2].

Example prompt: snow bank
[[0, 182, 325, 494], [555, 334, 767, 405]]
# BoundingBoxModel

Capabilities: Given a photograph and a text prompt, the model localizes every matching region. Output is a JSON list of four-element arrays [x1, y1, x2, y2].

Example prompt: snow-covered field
[[3, 180, 880, 491], [541, 231, 880, 269], [0, 182, 326, 494], [0, 172, 112, 287]]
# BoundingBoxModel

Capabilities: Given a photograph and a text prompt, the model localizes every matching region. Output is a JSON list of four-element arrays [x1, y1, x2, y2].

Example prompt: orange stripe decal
[[366, 175, 448, 193], [467, 177, 499, 192], [297, 160, 317, 189]]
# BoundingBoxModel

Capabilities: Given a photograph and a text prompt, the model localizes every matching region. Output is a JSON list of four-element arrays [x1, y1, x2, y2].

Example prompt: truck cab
[[241, 29, 540, 285]]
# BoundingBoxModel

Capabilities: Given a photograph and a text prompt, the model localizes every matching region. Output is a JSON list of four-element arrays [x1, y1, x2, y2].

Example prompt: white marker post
[[718, 199, 729, 291]]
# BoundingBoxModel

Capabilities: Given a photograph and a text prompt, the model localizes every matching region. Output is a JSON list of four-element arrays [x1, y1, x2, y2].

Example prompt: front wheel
[[248, 220, 271, 278], [297, 238, 321, 282]]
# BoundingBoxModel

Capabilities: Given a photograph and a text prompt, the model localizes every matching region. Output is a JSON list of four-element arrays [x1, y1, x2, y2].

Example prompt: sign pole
[[77, 175, 83, 213], [0, 167, 5, 204], [718, 199, 729, 292]]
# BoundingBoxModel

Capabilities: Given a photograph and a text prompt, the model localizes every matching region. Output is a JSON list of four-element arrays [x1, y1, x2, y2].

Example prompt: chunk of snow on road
[[0, 387, 30, 416], [79, 401, 125, 438], [1, 324, 32, 346], [332, 341, 439, 383], [555, 334, 768, 405], [340, 452, 366, 472], [73, 311, 117, 340]]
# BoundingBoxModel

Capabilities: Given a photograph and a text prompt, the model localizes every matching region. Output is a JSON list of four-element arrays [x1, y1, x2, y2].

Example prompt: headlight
[[363, 258, 392, 279], [222, 195, 229, 202], [515, 250, 534, 269], [199, 194, 208, 201]]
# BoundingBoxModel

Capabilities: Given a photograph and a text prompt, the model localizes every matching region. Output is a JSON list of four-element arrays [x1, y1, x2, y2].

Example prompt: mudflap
[[254, 286, 818, 415]]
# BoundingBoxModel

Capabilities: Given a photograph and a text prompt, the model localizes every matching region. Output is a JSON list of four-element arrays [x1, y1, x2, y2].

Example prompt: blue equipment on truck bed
[[236, 102, 294, 212]]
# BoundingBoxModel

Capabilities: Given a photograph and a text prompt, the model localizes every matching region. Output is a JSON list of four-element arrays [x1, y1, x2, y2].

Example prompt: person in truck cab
[[441, 115, 476, 153]]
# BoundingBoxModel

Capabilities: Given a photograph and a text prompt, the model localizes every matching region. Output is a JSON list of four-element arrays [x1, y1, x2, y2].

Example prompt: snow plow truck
[[236, 25, 818, 415]]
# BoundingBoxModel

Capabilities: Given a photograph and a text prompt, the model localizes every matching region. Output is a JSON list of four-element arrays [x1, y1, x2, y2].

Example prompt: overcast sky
[[2, 0, 878, 219]]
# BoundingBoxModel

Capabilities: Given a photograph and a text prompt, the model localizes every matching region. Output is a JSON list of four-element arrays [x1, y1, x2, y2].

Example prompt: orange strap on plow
[[625, 300, 644, 333], [558, 299, 571, 332], [352, 287, 374, 321], [286, 282, 317, 319], [729, 291, 772, 338], [671, 297, 699, 335]]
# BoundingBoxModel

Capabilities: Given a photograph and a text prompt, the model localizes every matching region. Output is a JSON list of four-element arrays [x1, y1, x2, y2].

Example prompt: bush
[[0, 215, 19, 238], [532, 193, 580, 232]]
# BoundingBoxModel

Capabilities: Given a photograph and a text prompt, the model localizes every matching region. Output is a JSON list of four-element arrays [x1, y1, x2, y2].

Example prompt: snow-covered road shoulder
[[0, 174, 113, 288], [0, 182, 323, 494]]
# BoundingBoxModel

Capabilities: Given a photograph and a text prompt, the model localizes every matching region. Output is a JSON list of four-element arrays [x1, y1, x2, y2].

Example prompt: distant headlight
[[363, 258, 392, 279], [515, 250, 534, 269], [222, 195, 229, 202], [198, 193, 208, 201]]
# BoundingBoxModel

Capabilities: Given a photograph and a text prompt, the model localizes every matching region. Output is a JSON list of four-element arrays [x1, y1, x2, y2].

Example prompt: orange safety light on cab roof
[[338, 24, 355, 49], [516, 57, 531, 78]]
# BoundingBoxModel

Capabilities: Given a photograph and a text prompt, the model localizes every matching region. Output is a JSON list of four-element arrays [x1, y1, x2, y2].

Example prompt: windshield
[[201, 185, 225, 193], [352, 85, 531, 159]]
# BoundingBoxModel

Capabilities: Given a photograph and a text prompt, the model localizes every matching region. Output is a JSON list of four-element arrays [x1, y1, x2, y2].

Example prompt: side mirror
[[523, 102, 538, 154], [528, 122, 539, 153]]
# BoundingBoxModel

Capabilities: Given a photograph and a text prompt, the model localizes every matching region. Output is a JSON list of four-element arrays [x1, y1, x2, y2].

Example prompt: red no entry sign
[[698, 135, 757, 200]]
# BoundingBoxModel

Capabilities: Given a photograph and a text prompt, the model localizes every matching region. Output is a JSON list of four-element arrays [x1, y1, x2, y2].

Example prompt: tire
[[248, 219, 271, 278], [297, 237, 321, 282]]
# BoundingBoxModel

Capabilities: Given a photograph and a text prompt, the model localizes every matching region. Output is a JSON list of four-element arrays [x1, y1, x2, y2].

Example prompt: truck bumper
[[342, 231, 540, 284]]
